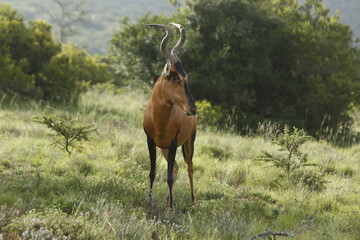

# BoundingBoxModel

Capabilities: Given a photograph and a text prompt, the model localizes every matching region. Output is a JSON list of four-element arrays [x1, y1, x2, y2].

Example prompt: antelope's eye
[[173, 76, 181, 83]]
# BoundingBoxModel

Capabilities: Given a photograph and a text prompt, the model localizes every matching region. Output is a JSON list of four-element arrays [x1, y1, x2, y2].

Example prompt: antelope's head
[[148, 23, 197, 116]]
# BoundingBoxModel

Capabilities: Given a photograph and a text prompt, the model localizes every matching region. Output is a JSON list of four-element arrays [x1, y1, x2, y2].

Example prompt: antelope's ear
[[163, 60, 171, 80]]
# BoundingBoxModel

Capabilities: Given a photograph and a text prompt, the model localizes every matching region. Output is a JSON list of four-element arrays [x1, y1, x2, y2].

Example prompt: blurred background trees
[[0, 3, 111, 103], [43, 0, 90, 43], [1, 0, 359, 135], [5, 0, 359, 55]]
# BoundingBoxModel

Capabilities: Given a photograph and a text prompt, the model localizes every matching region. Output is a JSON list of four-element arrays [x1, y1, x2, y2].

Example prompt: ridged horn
[[169, 22, 186, 60], [147, 24, 177, 63]]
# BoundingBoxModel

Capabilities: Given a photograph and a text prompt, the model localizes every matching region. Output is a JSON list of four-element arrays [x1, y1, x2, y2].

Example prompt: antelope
[[143, 23, 197, 208]]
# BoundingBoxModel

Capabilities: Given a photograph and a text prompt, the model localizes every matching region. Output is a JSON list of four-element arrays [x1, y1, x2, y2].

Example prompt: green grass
[[0, 86, 359, 239]]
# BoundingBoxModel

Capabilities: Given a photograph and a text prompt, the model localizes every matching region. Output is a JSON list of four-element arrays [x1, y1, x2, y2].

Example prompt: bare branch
[[42, 0, 91, 43], [247, 229, 293, 240]]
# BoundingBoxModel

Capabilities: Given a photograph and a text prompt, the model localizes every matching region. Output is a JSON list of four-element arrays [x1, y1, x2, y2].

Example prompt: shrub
[[0, 4, 112, 103], [257, 126, 322, 187], [195, 100, 226, 129], [34, 115, 97, 155], [322, 165, 355, 178], [292, 170, 327, 192], [226, 166, 247, 187], [338, 166, 355, 178], [39, 45, 112, 103], [1, 160, 11, 169], [199, 145, 231, 161], [72, 159, 95, 176]]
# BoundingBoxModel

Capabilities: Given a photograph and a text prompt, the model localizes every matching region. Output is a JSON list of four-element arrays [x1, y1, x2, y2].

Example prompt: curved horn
[[147, 24, 177, 63], [169, 22, 186, 58]]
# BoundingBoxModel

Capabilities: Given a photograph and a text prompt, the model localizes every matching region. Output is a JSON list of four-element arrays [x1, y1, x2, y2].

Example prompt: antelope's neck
[[151, 85, 173, 130], [149, 84, 179, 148]]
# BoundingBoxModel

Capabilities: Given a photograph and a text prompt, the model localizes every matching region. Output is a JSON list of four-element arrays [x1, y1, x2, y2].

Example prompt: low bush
[[199, 145, 231, 161], [33, 114, 97, 155], [195, 100, 226, 130], [257, 126, 324, 189]]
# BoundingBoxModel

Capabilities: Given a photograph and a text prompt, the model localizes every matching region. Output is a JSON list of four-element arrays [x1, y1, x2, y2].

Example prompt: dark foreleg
[[167, 137, 178, 208], [147, 134, 157, 199]]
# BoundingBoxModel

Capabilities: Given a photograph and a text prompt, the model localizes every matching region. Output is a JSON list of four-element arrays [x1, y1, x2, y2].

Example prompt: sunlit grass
[[0, 86, 359, 239]]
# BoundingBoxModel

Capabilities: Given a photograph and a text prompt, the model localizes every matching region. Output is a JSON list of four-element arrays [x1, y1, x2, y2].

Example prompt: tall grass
[[317, 115, 360, 147], [0, 86, 359, 239]]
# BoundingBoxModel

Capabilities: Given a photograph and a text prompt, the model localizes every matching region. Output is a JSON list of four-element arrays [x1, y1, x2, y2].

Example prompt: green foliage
[[195, 100, 226, 129], [109, 0, 360, 135], [27, 20, 62, 74], [292, 170, 327, 192], [0, 4, 62, 94], [0, 4, 44, 97], [39, 45, 112, 102], [109, 13, 187, 86], [33, 115, 97, 155], [199, 145, 231, 161], [226, 166, 247, 187], [271, 0, 360, 132], [186, 0, 284, 115], [258, 126, 318, 183], [0, 3, 112, 103], [72, 159, 96, 176], [0, 54, 37, 96]]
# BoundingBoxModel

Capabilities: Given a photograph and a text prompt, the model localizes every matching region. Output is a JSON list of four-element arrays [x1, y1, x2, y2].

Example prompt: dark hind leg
[[182, 131, 196, 204], [146, 134, 156, 200]]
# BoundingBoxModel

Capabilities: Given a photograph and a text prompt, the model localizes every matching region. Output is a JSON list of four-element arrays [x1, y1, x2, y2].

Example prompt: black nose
[[190, 107, 197, 115]]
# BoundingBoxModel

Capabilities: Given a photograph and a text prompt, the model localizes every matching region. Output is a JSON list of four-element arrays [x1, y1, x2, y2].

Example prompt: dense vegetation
[[0, 87, 359, 239], [0, 4, 111, 103], [110, 0, 360, 134], [301, 0, 360, 42]]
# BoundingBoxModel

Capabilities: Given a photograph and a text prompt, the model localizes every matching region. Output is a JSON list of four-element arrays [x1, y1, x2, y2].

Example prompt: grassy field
[[0, 86, 359, 239]]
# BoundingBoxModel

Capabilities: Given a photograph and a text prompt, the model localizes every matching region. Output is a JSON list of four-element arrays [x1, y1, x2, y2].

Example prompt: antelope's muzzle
[[184, 82, 197, 115]]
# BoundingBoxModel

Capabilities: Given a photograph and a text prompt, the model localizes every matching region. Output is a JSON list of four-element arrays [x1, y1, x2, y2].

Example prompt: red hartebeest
[[143, 23, 197, 208]]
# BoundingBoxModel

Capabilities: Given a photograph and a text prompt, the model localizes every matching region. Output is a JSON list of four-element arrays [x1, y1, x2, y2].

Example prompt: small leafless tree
[[43, 0, 90, 43]]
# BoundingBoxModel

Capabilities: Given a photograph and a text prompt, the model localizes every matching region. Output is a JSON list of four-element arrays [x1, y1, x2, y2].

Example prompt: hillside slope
[[0, 87, 359, 239], [2, 0, 359, 54], [1, 0, 177, 53]]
